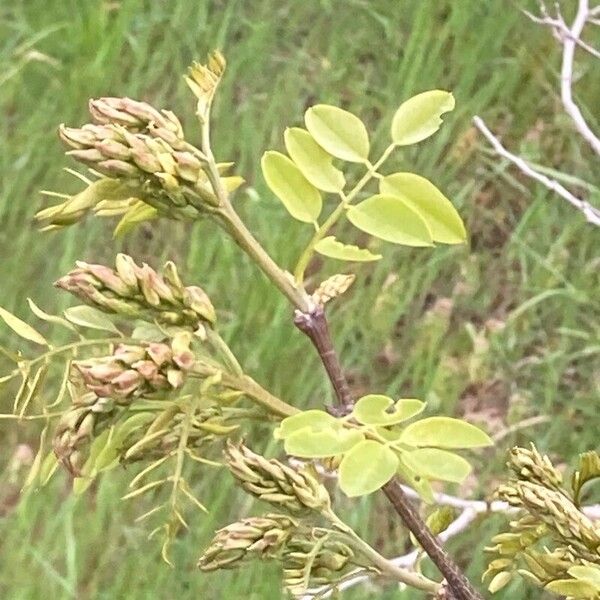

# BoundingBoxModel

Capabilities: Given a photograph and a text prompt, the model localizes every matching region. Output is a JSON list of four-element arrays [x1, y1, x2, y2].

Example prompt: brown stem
[[293, 306, 353, 413], [294, 306, 483, 600], [382, 480, 483, 600]]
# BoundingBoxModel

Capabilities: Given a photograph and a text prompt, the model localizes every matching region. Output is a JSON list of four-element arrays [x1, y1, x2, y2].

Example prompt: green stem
[[326, 511, 440, 595], [217, 204, 311, 311], [293, 143, 396, 283], [228, 373, 299, 420], [190, 359, 297, 420], [205, 328, 244, 377], [199, 108, 311, 312]]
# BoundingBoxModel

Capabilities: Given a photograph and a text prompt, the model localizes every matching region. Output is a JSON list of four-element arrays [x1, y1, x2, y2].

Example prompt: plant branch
[[473, 116, 600, 226], [293, 306, 353, 412], [197, 103, 481, 598], [523, 0, 600, 154], [326, 510, 441, 595], [292, 309, 483, 599], [382, 480, 482, 600], [199, 108, 312, 313], [226, 372, 299, 420], [304, 485, 600, 598]]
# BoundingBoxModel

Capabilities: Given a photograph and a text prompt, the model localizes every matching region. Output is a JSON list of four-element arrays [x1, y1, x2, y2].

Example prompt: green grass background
[[0, 0, 598, 598]]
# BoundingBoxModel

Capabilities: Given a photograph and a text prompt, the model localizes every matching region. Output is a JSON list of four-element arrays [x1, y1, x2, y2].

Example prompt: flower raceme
[[53, 336, 195, 473], [55, 253, 216, 327], [73, 337, 195, 399]]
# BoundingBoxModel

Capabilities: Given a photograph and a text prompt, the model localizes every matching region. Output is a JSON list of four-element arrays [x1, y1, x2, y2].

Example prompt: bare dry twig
[[473, 116, 600, 225]]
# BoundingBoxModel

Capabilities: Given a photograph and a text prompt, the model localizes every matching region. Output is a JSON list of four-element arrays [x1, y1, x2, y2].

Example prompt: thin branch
[[560, 0, 600, 154], [473, 116, 600, 226], [524, 0, 600, 153], [382, 480, 482, 600], [293, 306, 353, 412], [522, 5, 600, 57], [491, 414, 551, 443]]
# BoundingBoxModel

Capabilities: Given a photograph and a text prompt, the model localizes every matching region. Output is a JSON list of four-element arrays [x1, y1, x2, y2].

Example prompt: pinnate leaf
[[339, 440, 398, 497], [305, 104, 369, 162], [314, 236, 381, 262], [380, 173, 466, 244], [347, 194, 433, 246], [399, 417, 492, 449], [261, 151, 322, 222], [402, 448, 472, 483], [391, 90, 455, 145], [284, 128, 345, 192], [352, 395, 425, 426], [0, 305, 48, 346]]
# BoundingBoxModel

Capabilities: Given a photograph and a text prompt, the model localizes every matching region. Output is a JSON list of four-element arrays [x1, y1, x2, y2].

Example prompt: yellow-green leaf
[[305, 104, 369, 162], [391, 90, 455, 146], [274, 409, 336, 440], [314, 236, 381, 262], [261, 151, 322, 222], [284, 128, 345, 192], [397, 454, 434, 503], [402, 448, 472, 483], [380, 173, 466, 244], [399, 417, 492, 449], [284, 426, 364, 458], [0, 305, 48, 346], [347, 194, 433, 246], [339, 440, 398, 497], [64, 305, 121, 334], [352, 395, 425, 426]]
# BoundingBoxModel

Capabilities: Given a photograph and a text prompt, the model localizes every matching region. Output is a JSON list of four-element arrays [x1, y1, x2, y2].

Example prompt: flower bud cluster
[[53, 335, 195, 474], [224, 441, 330, 516], [198, 514, 297, 571], [59, 119, 212, 203], [55, 253, 216, 327], [73, 335, 194, 399]]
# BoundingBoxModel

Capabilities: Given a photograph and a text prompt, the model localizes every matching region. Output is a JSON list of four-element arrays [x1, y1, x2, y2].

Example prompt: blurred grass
[[0, 0, 598, 598]]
